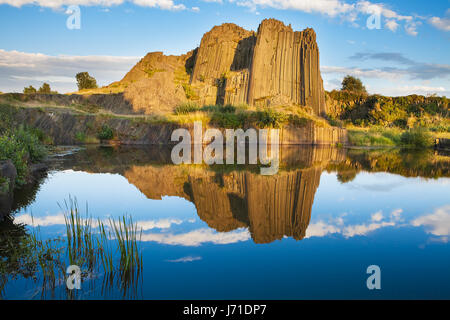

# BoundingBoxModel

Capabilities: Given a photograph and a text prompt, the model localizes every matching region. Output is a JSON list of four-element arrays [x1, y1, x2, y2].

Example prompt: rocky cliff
[[112, 18, 327, 115]]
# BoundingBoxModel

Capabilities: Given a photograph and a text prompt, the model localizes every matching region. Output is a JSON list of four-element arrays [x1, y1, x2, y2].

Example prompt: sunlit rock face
[[114, 18, 327, 115], [248, 19, 326, 114]]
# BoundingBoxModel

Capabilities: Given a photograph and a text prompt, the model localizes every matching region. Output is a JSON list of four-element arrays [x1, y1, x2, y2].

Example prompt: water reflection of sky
[[11, 169, 450, 299]]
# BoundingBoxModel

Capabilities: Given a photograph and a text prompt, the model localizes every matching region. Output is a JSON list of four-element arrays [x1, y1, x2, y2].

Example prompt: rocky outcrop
[[0, 160, 17, 219], [248, 19, 326, 114], [108, 19, 327, 115]]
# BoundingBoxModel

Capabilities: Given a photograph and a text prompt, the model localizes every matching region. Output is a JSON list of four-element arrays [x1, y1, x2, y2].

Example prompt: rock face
[[114, 18, 327, 115], [0, 160, 17, 220], [248, 19, 326, 114]]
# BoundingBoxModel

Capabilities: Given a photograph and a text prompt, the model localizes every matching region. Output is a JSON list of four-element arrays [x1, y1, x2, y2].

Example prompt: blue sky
[[0, 0, 449, 96]]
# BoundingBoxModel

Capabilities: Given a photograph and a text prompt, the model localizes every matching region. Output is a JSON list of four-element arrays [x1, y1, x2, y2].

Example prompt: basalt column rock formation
[[110, 18, 328, 116], [248, 19, 326, 114], [190, 19, 327, 114]]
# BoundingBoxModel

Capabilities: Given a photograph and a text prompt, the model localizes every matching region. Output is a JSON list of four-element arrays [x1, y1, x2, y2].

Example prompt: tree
[[341, 75, 367, 94], [38, 83, 51, 94], [23, 86, 37, 94], [76, 72, 98, 90]]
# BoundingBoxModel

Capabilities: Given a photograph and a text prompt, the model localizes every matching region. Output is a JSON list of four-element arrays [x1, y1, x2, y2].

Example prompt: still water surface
[[1, 146, 449, 299]]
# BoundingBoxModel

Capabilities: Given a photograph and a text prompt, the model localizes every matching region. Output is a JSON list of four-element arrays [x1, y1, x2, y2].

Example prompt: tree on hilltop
[[38, 83, 51, 94], [23, 85, 37, 94], [76, 72, 98, 90]]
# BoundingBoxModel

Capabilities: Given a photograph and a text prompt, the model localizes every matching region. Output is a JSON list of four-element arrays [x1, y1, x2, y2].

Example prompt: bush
[[174, 102, 200, 115], [0, 127, 47, 185], [255, 109, 288, 128], [97, 124, 114, 140], [400, 127, 432, 148]]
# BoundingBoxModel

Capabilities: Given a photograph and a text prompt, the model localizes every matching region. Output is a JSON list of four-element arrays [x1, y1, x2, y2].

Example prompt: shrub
[[0, 135, 29, 185], [400, 127, 432, 148], [75, 132, 86, 143], [174, 102, 200, 115], [97, 124, 114, 140], [255, 109, 288, 128]]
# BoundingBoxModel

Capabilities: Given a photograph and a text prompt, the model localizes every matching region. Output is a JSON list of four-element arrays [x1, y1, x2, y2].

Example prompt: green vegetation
[[76, 72, 98, 90], [182, 83, 199, 100], [1, 198, 143, 298], [327, 76, 449, 147], [400, 127, 433, 148], [348, 127, 401, 147], [23, 86, 37, 94], [0, 126, 48, 185], [97, 124, 114, 140], [144, 68, 165, 78], [174, 103, 312, 129], [341, 75, 367, 95], [38, 83, 51, 94]]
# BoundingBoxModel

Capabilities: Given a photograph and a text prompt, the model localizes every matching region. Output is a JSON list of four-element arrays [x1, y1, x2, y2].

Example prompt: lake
[[1, 145, 449, 299]]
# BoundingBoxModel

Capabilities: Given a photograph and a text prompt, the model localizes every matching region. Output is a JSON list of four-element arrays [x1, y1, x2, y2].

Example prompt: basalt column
[[248, 19, 327, 114]]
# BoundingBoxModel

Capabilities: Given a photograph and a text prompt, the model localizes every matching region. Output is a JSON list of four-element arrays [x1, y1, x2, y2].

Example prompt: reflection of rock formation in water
[[123, 146, 342, 243]]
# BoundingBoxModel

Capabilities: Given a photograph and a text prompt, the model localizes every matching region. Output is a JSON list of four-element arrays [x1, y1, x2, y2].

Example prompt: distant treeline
[[326, 90, 449, 132]]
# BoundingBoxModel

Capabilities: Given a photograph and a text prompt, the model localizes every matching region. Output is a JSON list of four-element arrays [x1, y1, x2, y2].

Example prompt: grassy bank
[[346, 126, 446, 148]]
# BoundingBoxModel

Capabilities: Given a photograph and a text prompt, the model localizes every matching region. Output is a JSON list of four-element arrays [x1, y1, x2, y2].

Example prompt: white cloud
[[305, 209, 401, 239], [385, 19, 399, 32], [140, 228, 250, 246], [429, 16, 450, 32], [16, 212, 184, 230], [16, 213, 66, 226], [321, 66, 402, 80], [412, 205, 450, 237], [405, 21, 421, 36], [234, 0, 419, 35], [235, 0, 354, 17], [0, 0, 186, 11], [371, 211, 383, 222], [0, 49, 139, 93], [305, 221, 340, 238], [166, 256, 202, 262]]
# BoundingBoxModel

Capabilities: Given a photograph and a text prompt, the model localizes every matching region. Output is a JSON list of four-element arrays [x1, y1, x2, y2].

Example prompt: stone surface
[[112, 18, 328, 115], [0, 160, 17, 219], [248, 19, 326, 114]]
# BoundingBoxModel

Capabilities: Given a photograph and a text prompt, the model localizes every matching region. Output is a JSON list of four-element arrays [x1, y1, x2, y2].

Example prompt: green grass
[[400, 127, 433, 148], [97, 124, 114, 140], [347, 126, 436, 148], [348, 127, 402, 147]]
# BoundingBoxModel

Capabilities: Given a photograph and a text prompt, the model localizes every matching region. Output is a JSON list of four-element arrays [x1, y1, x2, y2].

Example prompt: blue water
[[1, 146, 449, 299]]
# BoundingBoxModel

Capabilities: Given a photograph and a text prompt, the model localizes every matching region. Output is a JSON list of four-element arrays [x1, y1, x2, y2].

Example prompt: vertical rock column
[[248, 19, 327, 114]]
